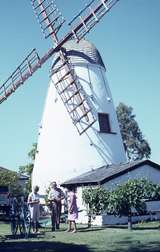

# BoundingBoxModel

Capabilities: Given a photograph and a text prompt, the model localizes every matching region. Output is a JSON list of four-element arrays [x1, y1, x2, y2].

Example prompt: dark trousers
[[51, 202, 62, 230]]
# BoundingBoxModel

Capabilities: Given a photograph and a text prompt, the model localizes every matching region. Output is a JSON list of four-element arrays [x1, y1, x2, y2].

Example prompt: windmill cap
[[52, 39, 106, 70]]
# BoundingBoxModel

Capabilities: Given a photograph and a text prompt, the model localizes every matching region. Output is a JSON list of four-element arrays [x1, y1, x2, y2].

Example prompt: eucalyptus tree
[[116, 102, 151, 161]]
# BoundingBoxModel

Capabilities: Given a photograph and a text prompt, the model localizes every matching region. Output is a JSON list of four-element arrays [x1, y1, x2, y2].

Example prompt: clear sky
[[0, 0, 159, 172]]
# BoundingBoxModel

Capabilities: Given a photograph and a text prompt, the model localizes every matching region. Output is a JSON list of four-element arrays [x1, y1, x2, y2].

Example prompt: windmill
[[0, 0, 127, 193]]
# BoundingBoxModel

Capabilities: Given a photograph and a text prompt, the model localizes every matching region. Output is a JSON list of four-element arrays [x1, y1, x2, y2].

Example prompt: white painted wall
[[91, 211, 160, 226], [102, 164, 160, 191], [32, 52, 126, 194], [91, 200, 160, 226]]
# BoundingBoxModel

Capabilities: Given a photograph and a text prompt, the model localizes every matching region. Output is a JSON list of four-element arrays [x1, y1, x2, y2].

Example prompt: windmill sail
[[31, 0, 65, 43], [0, 0, 120, 132], [51, 51, 96, 134], [0, 49, 41, 104], [68, 0, 119, 41], [0, 0, 119, 105]]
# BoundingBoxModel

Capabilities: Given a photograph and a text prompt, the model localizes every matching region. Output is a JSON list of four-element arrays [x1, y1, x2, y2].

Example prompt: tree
[[27, 143, 37, 161], [82, 180, 160, 230], [82, 186, 109, 227], [0, 169, 23, 196], [116, 102, 151, 161], [107, 179, 153, 230], [19, 143, 37, 194]]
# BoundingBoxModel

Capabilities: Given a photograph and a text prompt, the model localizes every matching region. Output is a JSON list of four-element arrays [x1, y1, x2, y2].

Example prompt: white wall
[[32, 61, 126, 194], [76, 164, 160, 226], [102, 164, 160, 191]]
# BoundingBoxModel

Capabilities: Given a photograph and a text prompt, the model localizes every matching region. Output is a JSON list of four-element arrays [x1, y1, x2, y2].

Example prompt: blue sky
[[0, 0, 159, 171]]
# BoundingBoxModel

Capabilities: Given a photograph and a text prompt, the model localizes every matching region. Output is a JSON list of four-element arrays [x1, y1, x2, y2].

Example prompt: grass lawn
[[0, 221, 160, 252]]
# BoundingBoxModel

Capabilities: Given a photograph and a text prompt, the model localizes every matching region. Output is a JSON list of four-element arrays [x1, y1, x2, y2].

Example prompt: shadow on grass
[[105, 225, 128, 229], [105, 235, 160, 252], [133, 226, 160, 230], [103, 224, 160, 231], [102, 239, 160, 252], [39, 225, 105, 233], [113, 242, 160, 252], [0, 240, 91, 252], [78, 226, 105, 232], [5, 233, 47, 240]]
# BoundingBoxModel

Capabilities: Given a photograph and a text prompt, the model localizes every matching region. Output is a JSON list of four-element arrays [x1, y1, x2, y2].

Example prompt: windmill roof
[[52, 39, 106, 70], [61, 160, 160, 187]]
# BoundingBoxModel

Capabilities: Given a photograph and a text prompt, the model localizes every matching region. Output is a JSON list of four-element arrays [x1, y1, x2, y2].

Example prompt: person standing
[[48, 181, 65, 231], [66, 186, 78, 233], [28, 185, 40, 233]]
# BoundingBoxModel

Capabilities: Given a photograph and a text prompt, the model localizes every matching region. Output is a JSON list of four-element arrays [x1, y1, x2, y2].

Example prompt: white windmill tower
[[0, 0, 126, 194]]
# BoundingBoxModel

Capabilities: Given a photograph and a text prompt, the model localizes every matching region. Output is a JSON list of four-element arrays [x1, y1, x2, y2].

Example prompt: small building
[[0, 166, 29, 216], [61, 159, 160, 225], [0, 166, 29, 189]]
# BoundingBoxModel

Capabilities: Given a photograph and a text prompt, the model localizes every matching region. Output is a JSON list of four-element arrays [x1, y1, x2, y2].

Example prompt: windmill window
[[98, 113, 111, 133]]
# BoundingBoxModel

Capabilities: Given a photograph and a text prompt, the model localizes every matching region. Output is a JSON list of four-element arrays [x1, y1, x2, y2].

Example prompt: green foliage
[[116, 102, 151, 161], [19, 163, 33, 176], [82, 179, 160, 229], [28, 143, 37, 161], [107, 179, 160, 217], [18, 143, 37, 194], [0, 170, 23, 196], [139, 179, 160, 201], [82, 186, 109, 215], [107, 179, 160, 229], [44, 183, 52, 204], [82, 180, 160, 219], [107, 179, 148, 217]]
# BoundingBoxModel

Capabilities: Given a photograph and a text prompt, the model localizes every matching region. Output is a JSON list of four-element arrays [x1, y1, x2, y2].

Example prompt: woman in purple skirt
[[66, 186, 78, 233]]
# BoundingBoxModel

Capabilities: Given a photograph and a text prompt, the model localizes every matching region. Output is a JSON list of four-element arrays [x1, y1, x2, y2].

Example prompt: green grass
[[0, 221, 160, 252]]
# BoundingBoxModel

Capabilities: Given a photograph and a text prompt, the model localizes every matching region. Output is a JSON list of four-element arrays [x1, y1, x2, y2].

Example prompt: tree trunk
[[88, 215, 91, 228], [128, 214, 132, 230]]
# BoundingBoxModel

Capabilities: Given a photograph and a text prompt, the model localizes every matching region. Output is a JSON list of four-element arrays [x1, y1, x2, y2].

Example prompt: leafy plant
[[107, 179, 153, 229], [82, 179, 160, 230], [82, 186, 109, 227]]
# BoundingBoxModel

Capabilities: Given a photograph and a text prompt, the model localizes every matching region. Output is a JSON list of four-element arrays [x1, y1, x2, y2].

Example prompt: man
[[48, 181, 65, 231]]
